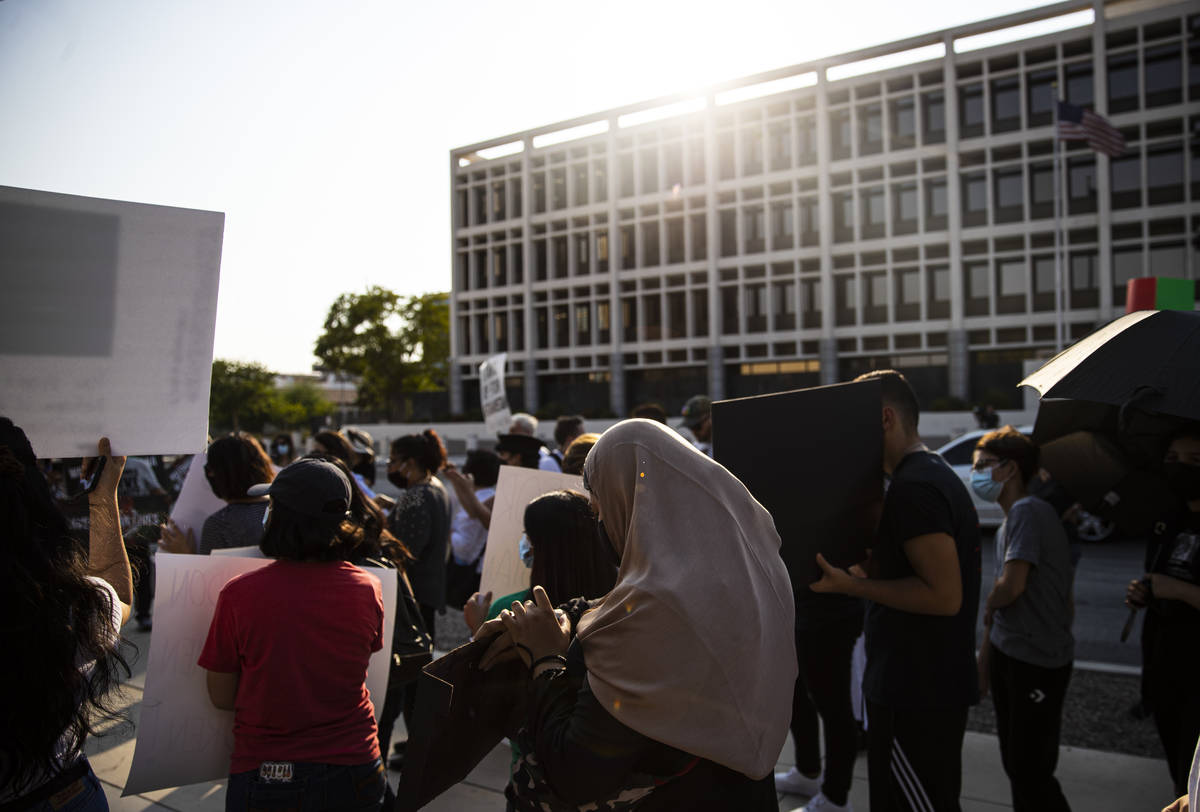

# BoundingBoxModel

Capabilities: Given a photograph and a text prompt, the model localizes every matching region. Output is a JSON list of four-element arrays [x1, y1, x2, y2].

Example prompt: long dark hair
[[525, 490, 617, 604], [306, 453, 412, 567], [0, 418, 131, 794], [205, 433, 275, 501], [390, 430, 447, 475]]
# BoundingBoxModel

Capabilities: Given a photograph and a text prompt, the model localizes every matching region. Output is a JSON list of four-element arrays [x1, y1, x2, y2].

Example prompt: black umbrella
[[1019, 310, 1200, 535]]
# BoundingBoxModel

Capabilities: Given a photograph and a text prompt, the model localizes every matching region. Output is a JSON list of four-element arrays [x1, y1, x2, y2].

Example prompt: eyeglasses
[[971, 457, 1004, 473]]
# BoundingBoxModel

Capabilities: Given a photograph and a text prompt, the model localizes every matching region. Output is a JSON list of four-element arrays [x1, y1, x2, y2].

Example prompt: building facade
[[449, 0, 1198, 418]]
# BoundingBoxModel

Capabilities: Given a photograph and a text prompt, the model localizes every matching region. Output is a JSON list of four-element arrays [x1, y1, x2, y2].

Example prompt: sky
[[0, 0, 1081, 374]]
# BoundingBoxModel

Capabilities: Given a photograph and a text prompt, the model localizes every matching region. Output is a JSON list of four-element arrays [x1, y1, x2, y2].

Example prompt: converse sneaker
[[773, 766, 822, 796], [799, 791, 852, 812]]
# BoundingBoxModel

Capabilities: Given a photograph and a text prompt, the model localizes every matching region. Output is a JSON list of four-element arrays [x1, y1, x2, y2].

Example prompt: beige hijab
[[576, 419, 796, 780]]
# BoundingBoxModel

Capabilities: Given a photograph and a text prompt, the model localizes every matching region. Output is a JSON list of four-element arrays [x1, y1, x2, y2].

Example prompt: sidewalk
[[94, 626, 1175, 811]]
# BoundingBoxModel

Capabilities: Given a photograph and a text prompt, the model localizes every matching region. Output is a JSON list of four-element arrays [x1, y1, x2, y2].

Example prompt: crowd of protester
[[4, 368, 1200, 812]]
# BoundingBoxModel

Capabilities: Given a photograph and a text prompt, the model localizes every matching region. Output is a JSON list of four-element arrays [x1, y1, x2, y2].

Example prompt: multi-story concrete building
[[449, 0, 1198, 418]]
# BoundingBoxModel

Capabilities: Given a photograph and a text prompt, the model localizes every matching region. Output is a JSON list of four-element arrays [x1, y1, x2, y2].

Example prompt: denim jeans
[[225, 759, 386, 812], [21, 757, 108, 812]]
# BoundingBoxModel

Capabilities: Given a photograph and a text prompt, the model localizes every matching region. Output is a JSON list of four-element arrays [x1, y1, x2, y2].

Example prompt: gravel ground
[[436, 609, 1163, 760]]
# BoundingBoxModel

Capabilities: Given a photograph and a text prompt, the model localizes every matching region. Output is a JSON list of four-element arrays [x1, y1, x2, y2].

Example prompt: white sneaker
[[773, 766, 822, 796], [799, 791, 852, 812]]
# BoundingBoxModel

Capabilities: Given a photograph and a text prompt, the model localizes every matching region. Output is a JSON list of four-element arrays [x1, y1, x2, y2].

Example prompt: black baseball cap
[[247, 458, 351, 517]]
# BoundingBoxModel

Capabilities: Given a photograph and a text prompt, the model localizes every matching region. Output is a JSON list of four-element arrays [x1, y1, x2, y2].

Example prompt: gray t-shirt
[[199, 501, 268, 555], [990, 495, 1075, 668]]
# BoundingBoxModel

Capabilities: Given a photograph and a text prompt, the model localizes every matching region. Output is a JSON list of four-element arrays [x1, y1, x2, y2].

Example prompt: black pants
[[866, 700, 967, 812], [1146, 616, 1200, 796], [988, 646, 1072, 812], [789, 614, 861, 806], [398, 603, 439, 750]]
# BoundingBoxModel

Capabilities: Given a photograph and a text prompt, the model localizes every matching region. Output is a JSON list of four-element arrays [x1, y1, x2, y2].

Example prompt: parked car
[[935, 426, 1033, 529]]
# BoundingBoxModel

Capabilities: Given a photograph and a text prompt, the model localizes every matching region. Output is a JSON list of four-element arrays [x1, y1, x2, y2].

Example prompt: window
[[1111, 153, 1142, 208], [1147, 142, 1185, 204], [1112, 246, 1142, 303], [800, 278, 820, 328], [492, 247, 507, 286], [769, 122, 792, 171], [572, 165, 589, 206], [641, 221, 660, 266], [643, 293, 662, 340], [535, 307, 548, 349], [574, 235, 590, 276], [719, 209, 738, 257], [859, 103, 883, 155], [799, 196, 819, 245], [831, 109, 852, 160], [864, 272, 887, 323], [745, 284, 767, 332], [1145, 43, 1183, 107], [475, 313, 490, 353], [687, 138, 705, 185], [744, 207, 765, 253], [553, 305, 569, 347], [666, 218, 685, 264], [551, 168, 567, 210], [721, 286, 739, 335], [991, 76, 1021, 133], [1030, 160, 1054, 219], [835, 275, 856, 326], [961, 172, 988, 227], [491, 181, 506, 220], [622, 296, 638, 342], [1027, 69, 1056, 127], [1108, 52, 1140, 113], [593, 160, 608, 203], [928, 265, 950, 318], [797, 116, 817, 165], [553, 236, 568, 278], [534, 239, 548, 281], [640, 148, 659, 194], [1068, 157, 1097, 214], [1032, 254, 1055, 311], [861, 186, 886, 239], [474, 185, 488, 224], [693, 289, 709, 336], [996, 259, 1027, 314], [893, 182, 918, 235], [959, 83, 985, 138], [742, 127, 763, 176], [773, 281, 795, 330], [889, 96, 916, 150], [771, 202, 794, 250], [620, 225, 636, 270], [993, 167, 1024, 223], [925, 177, 948, 230], [596, 232, 609, 273], [895, 268, 920, 321], [1065, 61, 1093, 108], [833, 192, 854, 242], [965, 261, 989, 316], [922, 91, 946, 144], [718, 132, 736, 180], [1150, 242, 1187, 277], [664, 145, 683, 189], [575, 303, 591, 345], [691, 214, 707, 261], [512, 307, 524, 351], [1070, 251, 1098, 308], [619, 155, 635, 197], [597, 301, 611, 343], [667, 291, 686, 339]]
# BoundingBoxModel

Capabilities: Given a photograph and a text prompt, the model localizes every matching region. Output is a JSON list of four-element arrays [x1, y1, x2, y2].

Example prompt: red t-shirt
[[198, 560, 384, 774]]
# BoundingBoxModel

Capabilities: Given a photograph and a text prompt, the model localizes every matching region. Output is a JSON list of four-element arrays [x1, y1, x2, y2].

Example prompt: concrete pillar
[[819, 337, 838, 386], [449, 363, 463, 416], [816, 72, 837, 386], [707, 348, 725, 402], [523, 360, 538, 415], [1092, 0, 1114, 321], [609, 352, 626, 417], [949, 328, 970, 403], [943, 35, 968, 402]]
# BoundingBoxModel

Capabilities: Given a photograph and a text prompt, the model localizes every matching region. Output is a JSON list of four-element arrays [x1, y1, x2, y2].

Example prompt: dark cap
[[681, 395, 712, 428], [247, 458, 351, 517], [495, 433, 545, 457]]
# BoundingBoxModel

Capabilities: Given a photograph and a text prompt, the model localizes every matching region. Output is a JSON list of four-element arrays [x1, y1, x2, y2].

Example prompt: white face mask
[[518, 533, 534, 568]]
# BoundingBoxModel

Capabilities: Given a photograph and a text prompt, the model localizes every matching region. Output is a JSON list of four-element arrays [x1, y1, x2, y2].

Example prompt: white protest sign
[[208, 545, 265, 558], [479, 352, 511, 436], [167, 453, 225, 538], [479, 466, 583, 600], [124, 554, 396, 795], [0, 185, 223, 458]]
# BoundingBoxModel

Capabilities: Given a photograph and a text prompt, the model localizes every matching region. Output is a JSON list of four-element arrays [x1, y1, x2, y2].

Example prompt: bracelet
[[531, 653, 567, 670], [513, 643, 534, 664]]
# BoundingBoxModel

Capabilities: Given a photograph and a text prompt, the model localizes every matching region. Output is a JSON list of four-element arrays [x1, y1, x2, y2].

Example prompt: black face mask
[[1164, 462, 1200, 502], [387, 471, 408, 489]]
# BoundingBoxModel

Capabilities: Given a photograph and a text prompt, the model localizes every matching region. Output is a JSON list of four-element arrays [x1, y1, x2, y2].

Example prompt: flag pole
[[1052, 84, 1064, 354]]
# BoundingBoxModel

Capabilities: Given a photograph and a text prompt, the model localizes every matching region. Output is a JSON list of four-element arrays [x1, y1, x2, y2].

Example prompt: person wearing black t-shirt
[[1127, 424, 1200, 798], [813, 369, 981, 812]]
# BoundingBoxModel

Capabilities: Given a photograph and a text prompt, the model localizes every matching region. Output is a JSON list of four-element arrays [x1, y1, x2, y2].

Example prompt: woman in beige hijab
[[482, 418, 796, 810]]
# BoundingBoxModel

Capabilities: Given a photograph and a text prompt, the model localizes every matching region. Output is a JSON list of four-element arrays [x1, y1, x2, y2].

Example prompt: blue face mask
[[970, 468, 1006, 502], [518, 533, 534, 568]]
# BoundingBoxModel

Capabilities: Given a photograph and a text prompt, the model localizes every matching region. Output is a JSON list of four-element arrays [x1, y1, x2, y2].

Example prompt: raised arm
[[86, 437, 133, 624]]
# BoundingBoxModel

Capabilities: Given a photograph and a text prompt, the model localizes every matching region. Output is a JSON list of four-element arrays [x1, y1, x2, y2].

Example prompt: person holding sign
[[0, 420, 132, 811], [198, 458, 387, 812], [476, 418, 795, 809], [811, 370, 981, 812]]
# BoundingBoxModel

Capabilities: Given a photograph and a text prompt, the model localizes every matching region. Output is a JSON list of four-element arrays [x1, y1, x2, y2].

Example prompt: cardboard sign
[[712, 379, 883, 589], [478, 466, 583, 601], [479, 353, 511, 436], [124, 554, 396, 794], [0, 185, 223, 458], [167, 453, 225, 539]]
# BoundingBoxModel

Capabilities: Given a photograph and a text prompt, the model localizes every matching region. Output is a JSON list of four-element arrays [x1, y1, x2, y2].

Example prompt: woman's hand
[[1126, 577, 1149, 609], [83, 437, 126, 504], [159, 518, 196, 554], [498, 586, 570, 667], [464, 590, 492, 636]]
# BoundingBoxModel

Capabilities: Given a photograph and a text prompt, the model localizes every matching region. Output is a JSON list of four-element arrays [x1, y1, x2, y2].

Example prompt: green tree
[[314, 287, 449, 418], [275, 381, 336, 429], [208, 360, 278, 434]]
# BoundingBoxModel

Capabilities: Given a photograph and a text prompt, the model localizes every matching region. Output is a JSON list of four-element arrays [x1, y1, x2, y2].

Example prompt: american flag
[[1056, 100, 1125, 157]]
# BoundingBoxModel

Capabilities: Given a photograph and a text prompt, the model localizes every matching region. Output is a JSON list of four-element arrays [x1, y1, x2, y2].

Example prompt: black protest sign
[[712, 379, 882, 589]]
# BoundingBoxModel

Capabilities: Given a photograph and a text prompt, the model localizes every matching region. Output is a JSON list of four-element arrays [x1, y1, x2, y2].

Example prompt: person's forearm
[[456, 486, 491, 528], [986, 575, 1024, 613], [88, 493, 133, 606], [843, 574, 961, 616]]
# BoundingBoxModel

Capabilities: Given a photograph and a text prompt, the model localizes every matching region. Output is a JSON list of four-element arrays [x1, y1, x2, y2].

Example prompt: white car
[[934, 426, 1033, 530]]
